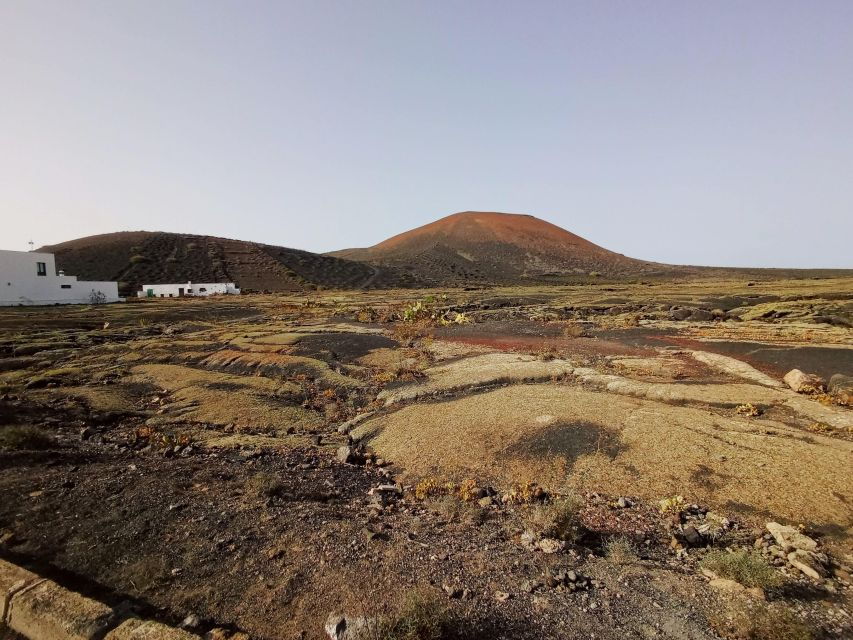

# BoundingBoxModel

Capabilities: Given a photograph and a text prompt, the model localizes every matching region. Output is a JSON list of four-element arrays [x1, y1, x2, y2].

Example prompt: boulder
[[670, 308, 693, 321], [828, 374, 853, 405], [324, 613, 373, 640], [783, 369, 825, 394], [336, 446, 353, 464], [766, 522, 817, 552], [106, 618, 201, 639], [688, 309, 714, 322], [7, 579, 116, 640]]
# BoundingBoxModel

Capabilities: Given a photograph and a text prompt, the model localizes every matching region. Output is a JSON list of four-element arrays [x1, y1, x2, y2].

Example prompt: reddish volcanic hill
[[329, 211, 656, 284]]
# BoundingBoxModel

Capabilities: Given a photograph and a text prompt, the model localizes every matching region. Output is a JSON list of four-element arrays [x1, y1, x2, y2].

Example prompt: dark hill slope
[[328, 211, 660, 285], [39, 232, 418, 295]]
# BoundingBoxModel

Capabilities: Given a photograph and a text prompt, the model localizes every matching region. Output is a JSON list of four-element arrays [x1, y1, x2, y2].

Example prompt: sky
[[1, 1, 852, 268]]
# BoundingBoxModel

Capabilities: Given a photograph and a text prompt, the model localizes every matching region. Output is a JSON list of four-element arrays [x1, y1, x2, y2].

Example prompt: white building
[[138, 282, 240, 298], [0, 249, 121, 306]]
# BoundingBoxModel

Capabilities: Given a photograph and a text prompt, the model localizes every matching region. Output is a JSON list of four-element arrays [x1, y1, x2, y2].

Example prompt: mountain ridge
[[38, 231, 419, 295]]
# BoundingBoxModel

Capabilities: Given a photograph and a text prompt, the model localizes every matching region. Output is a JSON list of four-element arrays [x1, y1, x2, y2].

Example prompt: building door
[[147, 289, 154, 298], [178, 288, 185, 297]]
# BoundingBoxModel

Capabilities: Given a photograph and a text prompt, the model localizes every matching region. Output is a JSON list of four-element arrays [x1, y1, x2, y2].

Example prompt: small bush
[[736, 403, 761, 417], [563, 324, 588, 338], [129, 254, 149, 264], [526, 495, 584, 542], [0, 425, 54, 450], [604, 536, 637, 565], [245, 472, 285, 498], [710, 600, 813, 640], [701, 550, 783, 589], [379, 589, 448, 640]]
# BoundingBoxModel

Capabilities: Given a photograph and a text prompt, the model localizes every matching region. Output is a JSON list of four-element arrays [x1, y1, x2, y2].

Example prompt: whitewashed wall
[[0, 250, 121, 306], [138, 282, 240, 298]]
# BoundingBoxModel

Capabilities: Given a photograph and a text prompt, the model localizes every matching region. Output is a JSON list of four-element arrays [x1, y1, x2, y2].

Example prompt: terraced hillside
[[39, 232, 419, 296]]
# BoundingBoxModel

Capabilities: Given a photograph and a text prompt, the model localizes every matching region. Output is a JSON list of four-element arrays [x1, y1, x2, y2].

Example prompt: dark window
[[199, 287, 207, 292], [36, 262, 47, 276], [61, 284, 71, 289]]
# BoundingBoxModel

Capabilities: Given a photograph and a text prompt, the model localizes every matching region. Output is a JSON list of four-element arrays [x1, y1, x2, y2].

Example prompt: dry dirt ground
[[0, 278, 851, 640]]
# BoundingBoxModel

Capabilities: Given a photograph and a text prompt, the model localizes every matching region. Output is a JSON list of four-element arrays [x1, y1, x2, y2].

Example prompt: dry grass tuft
[[245, 472, 286, 498], [563, 324, 589, 338], [701, 550, 783, 589], [0, 425, 55, 450], [525, 495, 584, 542], [376, 588, 449, 640], [709, 600, 814, 640], [604, 536, 637, 565]]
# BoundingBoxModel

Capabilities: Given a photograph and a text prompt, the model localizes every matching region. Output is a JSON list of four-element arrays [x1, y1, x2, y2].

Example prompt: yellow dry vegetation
[[35, 385, 138, 412], [201, 349, 360, 389], [131, 363, 318, 432], [354, 384, 853, 547]]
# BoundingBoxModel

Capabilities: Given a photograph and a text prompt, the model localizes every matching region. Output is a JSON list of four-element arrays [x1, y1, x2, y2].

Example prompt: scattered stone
[[688, 309, 714, 321], [783, 369, 825, 394], [324, 613, 372, 640], [180, 613, 202, 629], [336, 446, 353, 464], [708, 577, 765, 600], [442, 582, 463, 598], [521, 579, 543, 593], [494, 590, 511, 602], [374, 484, 402, 495], [766, 522, 817, 552], [669, 308, 691, 321], [788, 550, 826, 580], [681, 525, 703, 547], [537, 538, 566, 554], [616, 496, 632, 508], [478, 496, 494, 508], [520, 530, 538, 551]]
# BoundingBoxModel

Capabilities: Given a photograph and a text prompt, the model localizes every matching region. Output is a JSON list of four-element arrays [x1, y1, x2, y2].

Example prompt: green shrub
[[701, 550, 783, 589], [0, 425, 54, 450], [129, 254, 149, 264]]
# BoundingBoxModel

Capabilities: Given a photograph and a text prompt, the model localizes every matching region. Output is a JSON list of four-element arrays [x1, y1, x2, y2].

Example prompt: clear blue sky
[[2, 1, 851, 267]]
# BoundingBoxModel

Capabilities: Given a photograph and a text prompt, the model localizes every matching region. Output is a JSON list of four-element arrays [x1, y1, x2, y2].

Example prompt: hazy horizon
[[2, 1, 852, 268]]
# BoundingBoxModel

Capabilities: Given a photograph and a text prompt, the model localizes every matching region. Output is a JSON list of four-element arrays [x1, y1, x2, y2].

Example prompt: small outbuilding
[[138, 282, 240, 298], [0, 249, 121, 306]]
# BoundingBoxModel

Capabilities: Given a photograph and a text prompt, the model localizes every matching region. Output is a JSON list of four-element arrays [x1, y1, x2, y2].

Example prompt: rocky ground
[[0, 278, 851, 640]]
